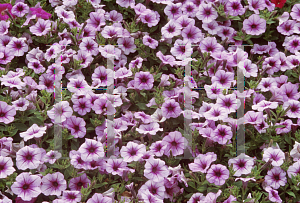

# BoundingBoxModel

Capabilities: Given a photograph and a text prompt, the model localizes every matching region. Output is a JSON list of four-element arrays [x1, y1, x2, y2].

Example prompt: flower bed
[[0, 0, 300, 202]]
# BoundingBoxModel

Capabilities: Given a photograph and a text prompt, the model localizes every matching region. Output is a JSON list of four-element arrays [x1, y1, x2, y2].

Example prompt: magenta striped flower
[[206, 164, 229, 186], [0, 101, 16, 124]]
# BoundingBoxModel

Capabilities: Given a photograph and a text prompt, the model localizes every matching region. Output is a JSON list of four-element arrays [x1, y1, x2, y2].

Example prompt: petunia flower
[[181, 24, 203, 44], [226, 0, 245, 16], [87, 193, 113, 203], [62, 191, 81, 203], [120, 141, 146, 162], [16, 146, 42, 170], [263, 147, 285, 167], [41, 172, 67, 196], [19, 124, 47, 142], [228, 153, 255, 176], [161, 20, 181, 39], [199, 37, 223, 55], [143, 35, 158, 49], [162, 131, 186, 157], [202, 20, 221, 35], [117, 37, 136, 55], [212, 124, 233, 145], [44, 150, 61, 164], [290, 4, 300, 20], [72, 97, 92, 116], [0, 21, 10, 36], [164, 3, 182, 19], [30, 7, 51, 19], [29, 18, 51, 36], [0, 101, 16, 124], [203, 104, 228, 122], [69, 173, 91, 191], [243, 14, 266, 36], [188, 152, 217, 173], [0, 3, 14, 20], [196, 2, 218, 23], [134, 71, 154, 90], [248, 0, 266, 14], [206, 164, 229, 186], [161, 99, 182, 119], [64, 115, 86, 138], [79, 37, 99, 56], [11, 172, 41, 201], [86, 11, 106, 31], [47, 101, 73, 123], [265, 166, 287, 189], [139, 180, 165, 200], [0, 156, 15, 178], [270, 0, 286, 8], [277, 20, 296, 36], [78, 138, 104, 161], [265, 186, 282, 203], [0, 46, 14, 64], [282, 35, 300, 54], [144, 158, 170, 182], [11, 2, 29, 17]]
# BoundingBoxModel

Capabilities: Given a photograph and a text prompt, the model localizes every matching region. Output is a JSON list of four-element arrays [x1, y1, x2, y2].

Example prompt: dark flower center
[[171, 141, 177, 146], [26, 155, 32, 160], [152, 166, 158, 173], [34, 63, 39, 68], [180, 46, 186, 53], [89, 147, 96, 153], [74, 125, 80, 132], [201, 163, 207, 169], [171, 8, 177, 14], [17, 102, 24, 107], [214, 170, 221, 177], [22, 184, 29, 190], [86, 44, 92, 50], [141, 77, 148, 83], [293, 41, 299, 47], [274, 175, 280, 181], [238, 161, 245, 168], [223, 30, 229, 35], [156, 145, 162, 151], [225, 101, 231, 107], [219, 77, 226, 84], [151, 188, 157, 194], [16, 43, 22, 49], [130, 150, 137, 156], [52, 181, 59, 187], [205, 10, 211, 16], [220, 130, 226, 137], [291, 106, 297, 112], [232, 3, 239, 9], [17, 5, 23, 11], [69, 194, 76, 199], [207, 47, 213, 52], [77, 182, 83, 187], [147, 38, 153, 43], [113, 165, 118, 171], [251, 24, 257, 29], [168, 27, 175, 33], [168, 105, 174, 112], [187, 6, 193, 12], [0, 164, 4, 171], [269, 61, 275, 66]]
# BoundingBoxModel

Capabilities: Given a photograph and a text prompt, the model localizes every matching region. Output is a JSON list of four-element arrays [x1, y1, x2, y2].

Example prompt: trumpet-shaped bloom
[[11, 172, 41, 201], [243, 14, 266, 36]]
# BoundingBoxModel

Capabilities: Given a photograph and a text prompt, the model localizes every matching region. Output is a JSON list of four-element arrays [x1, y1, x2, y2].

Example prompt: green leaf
[[14, 123, 28, 131], [136, 103, 147, 110], [233, 36, 242, 41], [94, 182, 108, 188], [274, 125, 286, 129], [154, 72, 163, 81], [228, 16, 241, 20], [244, 35, 252, 41], [244, 198, 255, 202], [29, 117, 44, 126], [10, 128, 18, 137], [287, 191, 296, 198], [87, 127, 94, 132]]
